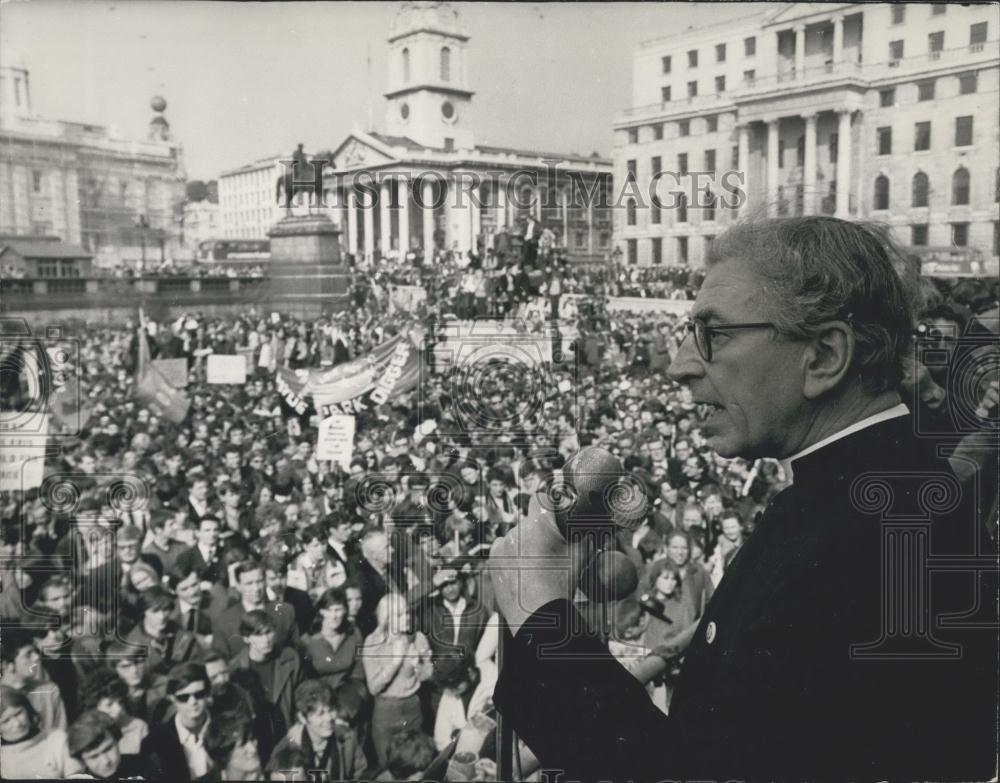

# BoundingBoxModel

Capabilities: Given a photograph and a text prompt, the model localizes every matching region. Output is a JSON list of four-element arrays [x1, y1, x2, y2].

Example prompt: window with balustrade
[[877, 127, 892, 155], [959, 72, 978, 94], [955, 116, 973, 147], [970, 22, 987, 47], [889, 40, 904, 62], [929, 32, 944, 55], [918, 80, 936, 101]]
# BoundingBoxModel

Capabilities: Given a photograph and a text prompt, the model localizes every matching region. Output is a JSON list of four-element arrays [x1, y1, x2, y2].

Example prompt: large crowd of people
[[1, 219, 997, 780]]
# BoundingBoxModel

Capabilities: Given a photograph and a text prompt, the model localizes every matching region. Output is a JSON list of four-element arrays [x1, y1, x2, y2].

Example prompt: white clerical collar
[[782, 403, 909, 483]]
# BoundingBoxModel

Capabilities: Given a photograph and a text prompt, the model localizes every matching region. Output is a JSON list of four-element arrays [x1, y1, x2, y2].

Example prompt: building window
[[715, 75, 726, 93], [911, 224, 929, 246], [874, 175, 890, 210], [928, 31, 945, 53], [918, 80, 936, 101], [743, 69, 756, 84], [877, 126, 892, 155], [651, 156, 662, 175], [914, 121, 931, 151], [402, 48, 410, 81], [440, 47, 451, 81], [970, 22, 988, 46], [687, 80, 698, 98], [688, 49, 698, 67], [745, 36, 756, 56], [880, 88, 895, 107], [627, 238, 637, 264], [444, 137, 454, 152], [892, 6, 905, 24], [626, 198, 637, 226], [778, 139, 785, 169], [716, 43, 726, 62], [677, 236, 689, 264], [651, 237, 663, 264], [959, 71, 978, 94], [651, 199, 661, 224], [955, 116, 973, 146], [677, 193, 688, 223], [796, 136, 805, 167], [829, 133, 838, 162], [678, 119, 690, 137], [889, 40, 904, 62], [628, 128, 639, 144], [627, 159, 637, 179], [31, 170, 43, 193], [704, 187, 716, 221], [654, 123, 664, 140], [678, 153, 688, 175], [932, 4, 946, 15], [662, 55, 672, 74], [952, 222, 969, 247], [706, 114, 718, 132], [599, 231, 610, 249], [732, 144, 739, 168], [952, 167, 970, 205], [912, 172, 930, 207], [575, 230, 587, 249], [661, 85, 671, 103], [705, 149, 716, 173], [994, 221, 999, 256]]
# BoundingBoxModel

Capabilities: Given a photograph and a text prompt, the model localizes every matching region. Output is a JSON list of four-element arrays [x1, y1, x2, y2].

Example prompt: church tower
[[384, 2, 474, 151]]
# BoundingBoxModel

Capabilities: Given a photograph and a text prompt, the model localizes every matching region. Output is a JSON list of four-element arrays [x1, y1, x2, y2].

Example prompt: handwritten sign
[[316, 414, 355, 468], [206, 354, 247, 385]]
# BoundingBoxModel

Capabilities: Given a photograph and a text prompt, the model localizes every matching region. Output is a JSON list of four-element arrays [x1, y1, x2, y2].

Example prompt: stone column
[[766, 119, 780, 216], [379, 179, 392, 254], [397, 178, 410, 255], [561, 189, 569, 246], [836, 109, 852, 218], [794, 25, 805, 77], [469, 182, 481, 255], [832, 16, 844, 65], [346, 189, 358, 255], [737, 123, 751, 214], [803, 112, 817, 215], [422, 179, 435, 255], [363, 189, 375, 263], [497, 178, 508, 227]]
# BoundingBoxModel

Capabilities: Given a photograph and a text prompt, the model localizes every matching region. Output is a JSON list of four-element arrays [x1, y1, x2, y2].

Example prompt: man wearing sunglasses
[[490, 216, 997, 781], [141, 663, 212, 781]]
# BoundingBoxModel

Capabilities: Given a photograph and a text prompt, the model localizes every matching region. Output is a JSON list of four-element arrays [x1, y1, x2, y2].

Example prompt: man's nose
[[666, 330, 705, 384]]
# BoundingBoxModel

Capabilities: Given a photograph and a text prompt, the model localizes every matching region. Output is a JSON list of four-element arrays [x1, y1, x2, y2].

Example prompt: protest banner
[[135, 320, 190, 424], [316, 413, 356, 467], [152, 358, 189, 389], [277, 332, 422, 418], [207, 354, 247, 384], [0, 414, 49, 492]]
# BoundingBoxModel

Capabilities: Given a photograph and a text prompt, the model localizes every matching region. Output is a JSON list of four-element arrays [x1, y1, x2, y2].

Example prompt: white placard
[[0, 414, 49, 492], [206, 354, 247, 384], [316, 414, 355, 468]]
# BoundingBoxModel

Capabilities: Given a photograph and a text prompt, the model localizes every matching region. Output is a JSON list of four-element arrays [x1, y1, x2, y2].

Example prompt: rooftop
[[1, 237, 92, 259]]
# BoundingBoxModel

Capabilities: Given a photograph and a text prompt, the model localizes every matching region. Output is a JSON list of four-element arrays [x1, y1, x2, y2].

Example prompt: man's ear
[[802, 321, 855, 399]]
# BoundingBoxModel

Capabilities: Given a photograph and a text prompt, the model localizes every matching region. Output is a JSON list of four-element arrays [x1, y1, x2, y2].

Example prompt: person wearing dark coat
[[489, 216, 999, 782], [141, 663, 213, 781]]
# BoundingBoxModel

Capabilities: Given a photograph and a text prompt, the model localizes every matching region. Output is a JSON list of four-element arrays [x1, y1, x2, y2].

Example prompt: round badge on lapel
[[705, 621, 717, 644]]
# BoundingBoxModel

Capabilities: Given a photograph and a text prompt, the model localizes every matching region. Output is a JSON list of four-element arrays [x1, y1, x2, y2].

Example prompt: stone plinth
[[266, 213, 349, 317]]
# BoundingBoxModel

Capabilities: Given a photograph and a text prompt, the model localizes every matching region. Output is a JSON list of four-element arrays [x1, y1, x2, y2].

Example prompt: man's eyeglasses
[[682, 318, 775, 362], [174, 689, 209, 703]]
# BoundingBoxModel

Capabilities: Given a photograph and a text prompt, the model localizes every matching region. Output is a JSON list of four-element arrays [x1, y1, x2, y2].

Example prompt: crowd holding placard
[[1, 224, 997, 781]]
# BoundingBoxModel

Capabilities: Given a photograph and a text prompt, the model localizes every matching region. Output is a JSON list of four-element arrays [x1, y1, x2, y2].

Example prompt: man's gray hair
[[706, 216, 914, 394]]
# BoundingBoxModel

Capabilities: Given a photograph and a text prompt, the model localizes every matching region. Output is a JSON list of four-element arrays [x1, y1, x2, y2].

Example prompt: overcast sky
[[2, 1, 743, 180]]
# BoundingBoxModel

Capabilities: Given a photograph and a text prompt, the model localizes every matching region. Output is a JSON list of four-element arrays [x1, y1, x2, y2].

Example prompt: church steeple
[[384, 2, 474, 150]]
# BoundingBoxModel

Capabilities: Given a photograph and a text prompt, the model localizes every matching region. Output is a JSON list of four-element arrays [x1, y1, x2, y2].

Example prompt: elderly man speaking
[[490, 217, 998, 782]]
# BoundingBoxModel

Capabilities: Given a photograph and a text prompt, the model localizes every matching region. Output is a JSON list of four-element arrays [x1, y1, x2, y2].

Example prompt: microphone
[[542, 446, 647, 602]]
